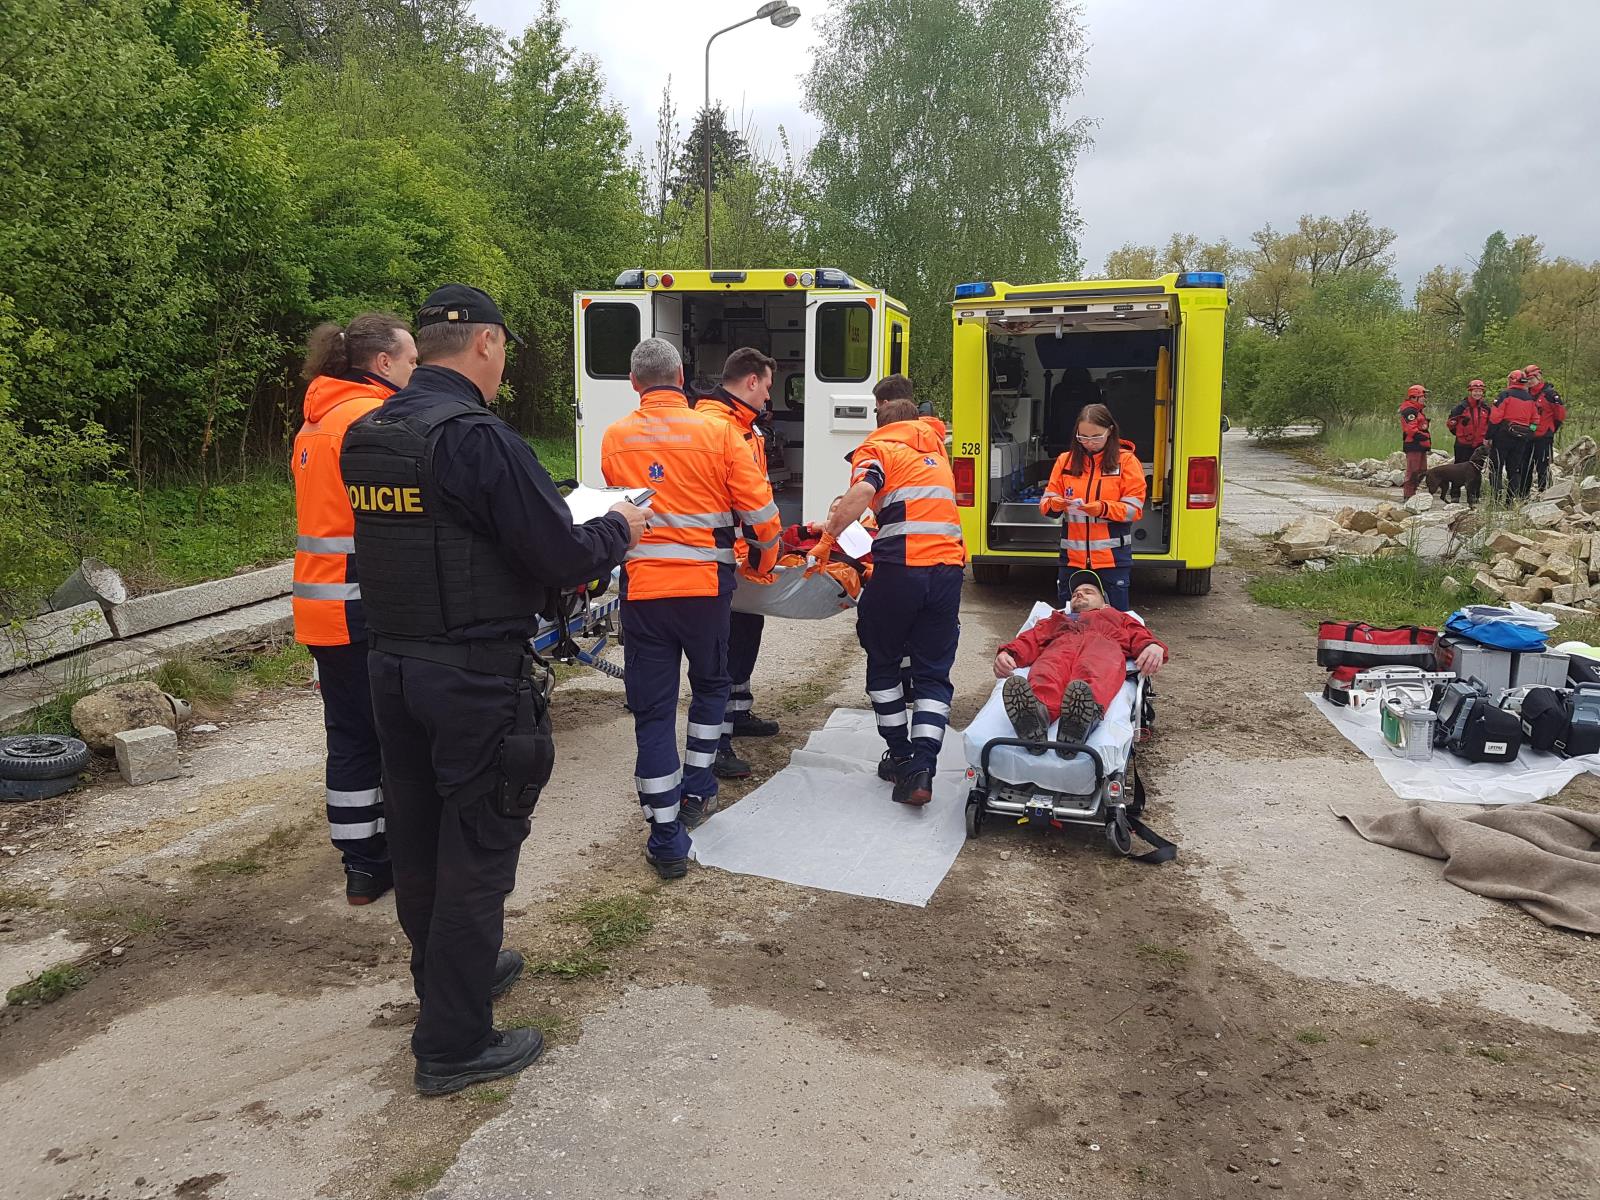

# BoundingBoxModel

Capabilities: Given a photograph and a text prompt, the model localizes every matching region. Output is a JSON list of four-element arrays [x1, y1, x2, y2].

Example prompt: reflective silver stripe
[[873, 521, 963, 539], [1063, 513, 1094, 524], [910, 721, 947, 743], [868, 686, 904, 704], [293, 581, 361, 601], [687, 722, 722, 741], [1041, 490, 1062, 500], [626, 544, 738, 564], [747, 533, 781, 550], [642, 802, 681, 823], [684, 749, 717, 768], [729, 682, 753, 696], [1059, 538, 1121, 551], [1122, 497, 1145, 515], [736, 501, 779, 524], [326, 787, 380, 809], [725, 696, 753, 712], [880, 485, 956, 505], [298, 535, 355, 555], [913, 699, 951, 716], [876, 710, 909, 727], [650, 511, 735, 529], [330, 819, 384, 839], [635, 768, 683, 794], [720, 720, 735, 735]]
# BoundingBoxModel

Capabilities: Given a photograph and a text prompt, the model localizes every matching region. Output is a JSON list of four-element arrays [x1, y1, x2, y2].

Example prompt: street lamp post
[[703, 3, 800, 270]]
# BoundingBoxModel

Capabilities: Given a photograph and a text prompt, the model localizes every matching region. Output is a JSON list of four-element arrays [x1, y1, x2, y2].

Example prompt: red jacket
[[1446, 396, 1489, 448], [1530, 381, 1566, 438], [1399, 399, 1431, 452], [1002, 606, 1167, 670], [1491, 387, 1540, 439]]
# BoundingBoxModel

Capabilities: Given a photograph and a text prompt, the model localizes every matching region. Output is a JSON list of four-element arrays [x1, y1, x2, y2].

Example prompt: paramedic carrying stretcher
[[813, 375, 965, 808]]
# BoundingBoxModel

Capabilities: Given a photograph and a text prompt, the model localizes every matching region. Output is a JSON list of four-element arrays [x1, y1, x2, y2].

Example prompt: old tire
[[0, 734, 91, 781], [971, 563, 1010, 586], [1, 774, 81, 802], [1176, 567, 1212, 596]]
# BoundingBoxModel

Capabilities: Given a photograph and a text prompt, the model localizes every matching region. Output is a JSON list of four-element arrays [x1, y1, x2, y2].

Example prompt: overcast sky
[[472, 0, 1597, 290]]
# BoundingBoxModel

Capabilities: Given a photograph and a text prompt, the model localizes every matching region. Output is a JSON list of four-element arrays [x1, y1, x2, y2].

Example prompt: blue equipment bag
[[1444, 611, 1547, 653]]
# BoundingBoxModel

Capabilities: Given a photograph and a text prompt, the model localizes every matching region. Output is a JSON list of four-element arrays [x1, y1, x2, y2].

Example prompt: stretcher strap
[[1125, 815, 1177, 865]]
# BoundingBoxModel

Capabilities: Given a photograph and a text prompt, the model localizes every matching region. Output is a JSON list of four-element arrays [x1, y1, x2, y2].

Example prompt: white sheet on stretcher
[[961, 601, 1140, 792], [730, 564, 856, 619]]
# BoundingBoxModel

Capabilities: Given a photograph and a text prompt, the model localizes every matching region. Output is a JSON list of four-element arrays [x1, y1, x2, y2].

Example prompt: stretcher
[[534, 570, 624, 678], [960, 606, 1174, 863]]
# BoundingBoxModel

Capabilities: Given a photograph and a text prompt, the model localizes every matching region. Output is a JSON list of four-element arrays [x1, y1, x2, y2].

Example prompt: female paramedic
[[1039, 403, 1146, 612]]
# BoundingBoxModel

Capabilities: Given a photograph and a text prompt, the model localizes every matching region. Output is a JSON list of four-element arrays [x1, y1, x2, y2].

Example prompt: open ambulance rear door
[[574, 290, 682, 486]]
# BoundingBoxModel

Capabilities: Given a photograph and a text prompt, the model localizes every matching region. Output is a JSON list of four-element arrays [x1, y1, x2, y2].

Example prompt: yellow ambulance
[[574, 268, 910, 525], [949, 271, 1227, 595]]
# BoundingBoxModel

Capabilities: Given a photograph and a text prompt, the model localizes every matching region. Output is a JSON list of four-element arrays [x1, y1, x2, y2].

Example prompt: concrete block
[[1524, 501, 1567, 528], [106, 563, 291, 638], [113, 725, 180, 786], [0, 602, 114, 674], [1487, 531, 1534, 556]]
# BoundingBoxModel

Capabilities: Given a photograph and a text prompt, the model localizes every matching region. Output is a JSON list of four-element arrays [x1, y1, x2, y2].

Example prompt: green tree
[[671, 103, 751, 208], [1463, 231, 1543, 345], [804, 0, 1089, 400]]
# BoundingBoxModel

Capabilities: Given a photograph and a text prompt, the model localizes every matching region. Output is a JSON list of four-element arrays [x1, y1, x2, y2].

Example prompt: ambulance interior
[[982, 312, 1175, 555]]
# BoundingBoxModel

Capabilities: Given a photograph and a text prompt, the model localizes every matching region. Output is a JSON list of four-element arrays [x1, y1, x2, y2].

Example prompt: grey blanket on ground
[[1331, 801, 1600, 933]]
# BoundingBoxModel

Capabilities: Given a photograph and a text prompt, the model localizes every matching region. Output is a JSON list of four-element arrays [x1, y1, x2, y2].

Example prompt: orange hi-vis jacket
[[694, 386, 773, 568], [849, 419, 965, 568], [1040, 440, 1147, 570], [292, 372, 398, 645], [601, 386, 781, 601]]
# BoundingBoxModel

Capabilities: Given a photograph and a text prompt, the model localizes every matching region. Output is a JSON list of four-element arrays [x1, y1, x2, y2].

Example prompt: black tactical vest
[[340, 394, 544, 642]]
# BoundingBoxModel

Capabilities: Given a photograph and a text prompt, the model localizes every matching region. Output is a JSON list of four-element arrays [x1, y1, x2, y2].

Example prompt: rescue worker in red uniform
[[1490, 370, 1541, 500], [602, 338, 781, 880], [293, 312, 416, 904], [994, 570, 1168, 750], [693, 347, 785, 780], [1445, 380, 1491, 505], [1527, 364, 1565, 492], [1399, 385, 1431, 499], [1040, 403, 1145, 611], [814, 377, 965, 807]]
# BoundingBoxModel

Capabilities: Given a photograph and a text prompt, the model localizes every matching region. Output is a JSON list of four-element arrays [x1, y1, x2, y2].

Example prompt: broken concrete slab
[[105, 563, 292, 639], [1487, 531, 1534, 556], [114, 725, 180, 786], [0, 603, 114, 675], [1525, 500, 1567, 528]]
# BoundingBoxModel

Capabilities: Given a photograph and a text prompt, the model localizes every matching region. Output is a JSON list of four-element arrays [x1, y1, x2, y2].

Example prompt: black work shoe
[[713, 746, 752, 779], [731, 712, 780, 738], [345, 864, 393, 906], [646, 852, 689, 880], [414, 1027, 544, 1096], [1056, 680, 1104, 756], [490, 949, 525, 1000], [892, 767, 934, 807], [680, 793, 719, 830], [877, 751, 912, 782], [1002, 675, 1051, 753]]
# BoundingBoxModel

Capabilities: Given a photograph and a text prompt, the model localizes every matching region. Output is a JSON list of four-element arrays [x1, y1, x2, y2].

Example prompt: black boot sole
[[414, 1031, 545, 1097], [1002, 676, 1051, 752], [713, 760, 751, 780], [1056, 680, 1104, 755]]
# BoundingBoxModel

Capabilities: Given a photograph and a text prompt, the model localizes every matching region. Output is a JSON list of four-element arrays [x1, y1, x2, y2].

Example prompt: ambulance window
[[816, 302, 872, 382], [889, 322, 905, 374], [584, 303, 640, 379]]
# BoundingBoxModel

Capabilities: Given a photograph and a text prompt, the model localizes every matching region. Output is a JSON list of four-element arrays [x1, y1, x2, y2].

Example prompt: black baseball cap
[[417, 284, 525, 347], [1064, 569, 1105, 599]]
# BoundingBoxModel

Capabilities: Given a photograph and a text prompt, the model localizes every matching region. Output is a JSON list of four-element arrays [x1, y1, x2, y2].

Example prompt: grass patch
[[1295, 1028, 1328, 1046], [79, 903, 168, 936], [1474, 1045, 1512, 1064], [1134, 942, 1191, 969], [1358, 1035, 1381, 1048], [1249, 552, 1478, 628], [532, 951, 607, 979], [4, 672, 95, 736], [465, 1085, 511, 1104], [503, 1011, 574, 1039], [388, 1158, 450, 1194], [152, 653, 238, 708], [6, 963, 87, 1006], [191, 823, 303, 880], [570, 893, 653, 952], [530, 434, 576, 481], [247, 640, 312, 688], [0, 886, 51, 910]]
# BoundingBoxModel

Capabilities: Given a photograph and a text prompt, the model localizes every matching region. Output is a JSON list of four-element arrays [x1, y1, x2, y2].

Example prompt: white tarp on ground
[[690, 709, 969, 907], [1308, 692, 1600, 805]]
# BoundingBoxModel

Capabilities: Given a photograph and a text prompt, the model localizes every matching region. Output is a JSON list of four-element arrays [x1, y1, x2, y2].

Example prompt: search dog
[[1424, 443, 1489, 507]]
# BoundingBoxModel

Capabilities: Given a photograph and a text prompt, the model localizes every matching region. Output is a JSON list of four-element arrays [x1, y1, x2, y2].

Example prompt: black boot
[[892, 767, 934, 807], [345, 863, 393, 906], [490, 949, 524, 1000], [646, 851, 689, 880], [877, 750, 912, 782], [1001, 675, 1050, 753], [713, 746, 752, 779], [1056, 680, 1104, 756], [680, 793, 719, 830], [731, 712, 780, 738], [414, 1027, 544, 1096]]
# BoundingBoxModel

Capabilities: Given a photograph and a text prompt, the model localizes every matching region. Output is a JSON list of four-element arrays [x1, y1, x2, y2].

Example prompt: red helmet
[[1406, 385, 1427, 398], [1468, 379, 1485, 390], [1508, 369, 1526, 384], [1525, 363, 1542, 376]]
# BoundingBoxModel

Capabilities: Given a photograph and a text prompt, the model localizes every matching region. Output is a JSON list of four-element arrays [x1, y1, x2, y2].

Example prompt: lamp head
[[771, 4, 801, 27]]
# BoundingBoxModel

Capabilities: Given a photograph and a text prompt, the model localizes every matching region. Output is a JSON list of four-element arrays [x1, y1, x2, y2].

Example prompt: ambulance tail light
[[1186, 456, 1218, 508], [659, 272, 675, 288], [953, 456, 976, 507], [783, 272, 798, 287]]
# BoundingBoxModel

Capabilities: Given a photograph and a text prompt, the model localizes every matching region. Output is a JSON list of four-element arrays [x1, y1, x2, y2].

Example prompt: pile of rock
[[1276, 491, 1481, 567], [1329, 436, 1599, 489], [1471, 527, 1600, 611]]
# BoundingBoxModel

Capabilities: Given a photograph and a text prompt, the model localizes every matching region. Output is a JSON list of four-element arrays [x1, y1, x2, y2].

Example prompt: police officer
[[813, 378, 965, 807], [601, 338, 781, 879], [693, 347, 785, 779], [341, 284, 649, 1095], [292, 312, 416, 904]]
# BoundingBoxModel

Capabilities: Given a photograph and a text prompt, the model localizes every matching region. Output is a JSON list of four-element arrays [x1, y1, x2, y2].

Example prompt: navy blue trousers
[[1058, 564, 1131, 612], [309, 642, 387, 871], [368, 651, 543, 1061], [856, 563, 962, 774], [622, 595, 732, 861], [722, 610, 764, 749]]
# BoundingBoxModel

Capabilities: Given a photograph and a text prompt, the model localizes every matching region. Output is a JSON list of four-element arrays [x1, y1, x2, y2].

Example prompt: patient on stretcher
[[993, 570, 1168, 755]]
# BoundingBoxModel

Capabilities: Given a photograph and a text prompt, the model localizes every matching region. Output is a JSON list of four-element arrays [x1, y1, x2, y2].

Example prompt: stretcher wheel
[[1107, 809, 1133, 856], [964, 792, 984, 839]]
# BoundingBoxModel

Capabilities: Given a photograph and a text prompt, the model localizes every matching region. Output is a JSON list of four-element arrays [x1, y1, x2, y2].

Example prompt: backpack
[[1432, 680, 1522, 763], [1316, 622, 1438, 670], [1518, 687, 1570, 753]]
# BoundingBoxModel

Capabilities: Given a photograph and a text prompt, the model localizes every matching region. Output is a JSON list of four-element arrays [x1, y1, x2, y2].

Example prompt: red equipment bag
[[1322, 665, 1361, 706], [1316, 622, 1438, 670]]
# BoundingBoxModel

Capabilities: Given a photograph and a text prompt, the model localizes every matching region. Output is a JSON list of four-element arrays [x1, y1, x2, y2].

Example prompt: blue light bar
[[614, 268, 644, 287], [954, 282, 996, 299], [815, 267, 854, 288], [1176, 271, 1226, 288]]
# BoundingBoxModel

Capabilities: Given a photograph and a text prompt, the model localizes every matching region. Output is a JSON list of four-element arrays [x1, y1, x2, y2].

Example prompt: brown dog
[[1424, 443, 1489, 505]]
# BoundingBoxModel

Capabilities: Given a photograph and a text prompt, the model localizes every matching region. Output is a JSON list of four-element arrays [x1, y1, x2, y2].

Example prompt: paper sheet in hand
[[837, 521, 873, 560], [690, 709, 968, 906], [565, 484, 652, 525]]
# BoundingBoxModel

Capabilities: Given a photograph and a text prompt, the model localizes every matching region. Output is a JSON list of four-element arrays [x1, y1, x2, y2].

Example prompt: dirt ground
[[3, 460, 1598, 1198]]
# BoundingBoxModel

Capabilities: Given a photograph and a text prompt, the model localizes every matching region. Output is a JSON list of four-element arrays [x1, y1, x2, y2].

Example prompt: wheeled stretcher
[[960, 611, 1175, 863]]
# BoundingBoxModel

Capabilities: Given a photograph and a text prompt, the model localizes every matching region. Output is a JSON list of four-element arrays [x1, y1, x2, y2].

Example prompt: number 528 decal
[[959, 442, 981, 456]]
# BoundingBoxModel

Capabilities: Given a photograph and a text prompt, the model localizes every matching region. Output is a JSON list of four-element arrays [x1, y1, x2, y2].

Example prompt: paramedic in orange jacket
[[292, 313, 416, 904], [814, 376, 965, 807], [1039, 402, 1145, 612], [694, 347, 782, 780], [601, 338, 781, 879]]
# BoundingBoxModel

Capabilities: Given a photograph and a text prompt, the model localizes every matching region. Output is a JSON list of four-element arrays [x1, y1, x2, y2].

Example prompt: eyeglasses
[[1076, 431, 1110, 444]]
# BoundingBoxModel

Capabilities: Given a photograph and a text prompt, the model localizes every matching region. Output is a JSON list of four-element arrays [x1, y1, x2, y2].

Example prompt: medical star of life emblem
[[923, 456, 937, 467], [648, 461, 665, 482], [299, 448, 308, 468]]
